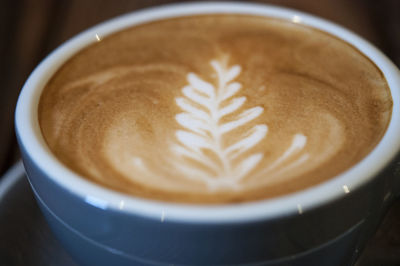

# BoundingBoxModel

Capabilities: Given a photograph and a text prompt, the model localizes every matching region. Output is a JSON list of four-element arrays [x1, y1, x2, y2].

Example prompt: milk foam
[[170, 58, 308, 190], [38, 15, 392, 204]]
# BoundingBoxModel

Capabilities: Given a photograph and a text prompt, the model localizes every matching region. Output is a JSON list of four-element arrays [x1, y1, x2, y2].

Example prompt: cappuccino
[[39, 15, 392, 204]]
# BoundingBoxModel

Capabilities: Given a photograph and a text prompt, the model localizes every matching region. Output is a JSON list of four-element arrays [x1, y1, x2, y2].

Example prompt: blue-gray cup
[[15, 2, 400, 266]]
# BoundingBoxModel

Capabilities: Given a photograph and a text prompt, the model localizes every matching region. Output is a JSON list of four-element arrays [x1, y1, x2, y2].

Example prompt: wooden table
[[0, 1, 399, 265]]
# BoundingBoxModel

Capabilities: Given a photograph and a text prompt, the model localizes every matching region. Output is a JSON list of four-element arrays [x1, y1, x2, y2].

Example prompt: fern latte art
[[39, 15, 392, 204]]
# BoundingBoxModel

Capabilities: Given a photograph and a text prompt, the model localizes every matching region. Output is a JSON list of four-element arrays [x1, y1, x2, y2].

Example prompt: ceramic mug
[[15, 2, 400, 266]]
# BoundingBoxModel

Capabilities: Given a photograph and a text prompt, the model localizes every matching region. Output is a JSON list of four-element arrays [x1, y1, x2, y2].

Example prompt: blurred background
[[0, 0, 399, 265]]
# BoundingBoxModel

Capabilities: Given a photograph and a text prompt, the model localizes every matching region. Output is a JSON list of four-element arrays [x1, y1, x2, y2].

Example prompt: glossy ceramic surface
[[15, 2, 400, 265]]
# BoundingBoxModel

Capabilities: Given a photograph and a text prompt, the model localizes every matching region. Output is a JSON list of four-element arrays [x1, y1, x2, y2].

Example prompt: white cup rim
[[15, 1, 400, 223]]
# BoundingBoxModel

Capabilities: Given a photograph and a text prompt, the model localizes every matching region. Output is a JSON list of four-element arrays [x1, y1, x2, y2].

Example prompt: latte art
[[39, 15, 392, 203], [171, 58, 307, 190], [173, 59, 268, 190]]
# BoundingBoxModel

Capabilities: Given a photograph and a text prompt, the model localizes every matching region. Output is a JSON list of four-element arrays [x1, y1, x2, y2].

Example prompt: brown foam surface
[[39, 15, 392, 204]]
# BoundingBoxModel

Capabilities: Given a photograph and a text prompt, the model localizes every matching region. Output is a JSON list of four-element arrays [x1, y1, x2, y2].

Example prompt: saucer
[[0, 162, 399, 266], [0, 161, 78, 266]]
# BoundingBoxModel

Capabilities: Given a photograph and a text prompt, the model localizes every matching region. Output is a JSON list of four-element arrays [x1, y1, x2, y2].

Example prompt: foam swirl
[[39, 15, 392, 204]]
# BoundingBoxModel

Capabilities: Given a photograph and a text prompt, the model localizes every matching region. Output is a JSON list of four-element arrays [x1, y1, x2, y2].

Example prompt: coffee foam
[[39, 15, 392, 204]]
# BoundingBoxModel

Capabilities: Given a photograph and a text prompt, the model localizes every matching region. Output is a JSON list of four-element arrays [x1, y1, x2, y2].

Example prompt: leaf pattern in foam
[[172, 58, 268, 190]]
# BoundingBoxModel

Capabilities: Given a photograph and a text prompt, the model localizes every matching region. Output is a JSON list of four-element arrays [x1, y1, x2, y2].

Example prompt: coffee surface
[[39, 15, 392, 204]]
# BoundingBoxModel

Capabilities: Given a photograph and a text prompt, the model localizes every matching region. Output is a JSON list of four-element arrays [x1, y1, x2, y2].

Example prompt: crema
[[39, 15, 392, 204]]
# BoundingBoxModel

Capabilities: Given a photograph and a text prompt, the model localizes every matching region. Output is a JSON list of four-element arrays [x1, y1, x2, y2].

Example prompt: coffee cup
[[15, 2, 400, 265]]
